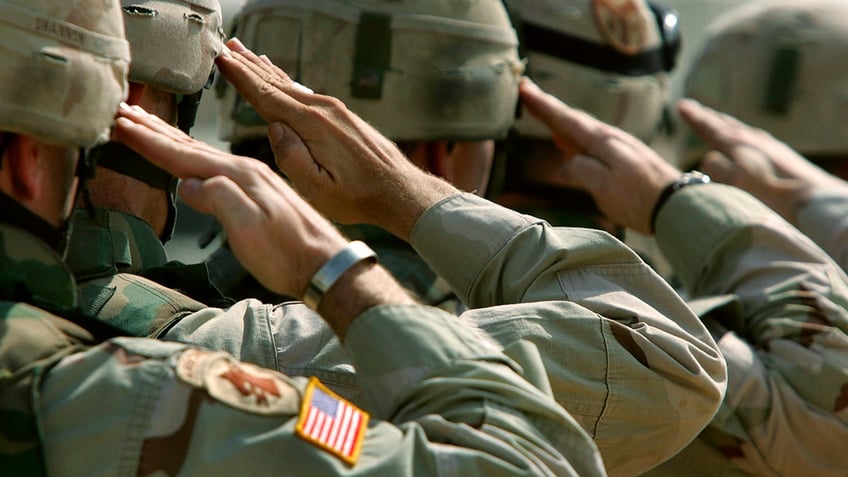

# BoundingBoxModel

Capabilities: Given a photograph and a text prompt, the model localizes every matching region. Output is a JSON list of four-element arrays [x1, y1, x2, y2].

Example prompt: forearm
[[366, 169, 458, 242], [343, 303, 606, 476], [411, 193, 727, 475], [656, 184, 848, 315], [655, 184, 848, 473]]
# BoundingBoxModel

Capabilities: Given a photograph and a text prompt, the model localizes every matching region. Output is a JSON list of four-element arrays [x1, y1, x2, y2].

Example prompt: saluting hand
[[112, 103, 348, 302], [518, 78, 680, 234], [678, 98, 848, 222], [214, 38, 456, 242]]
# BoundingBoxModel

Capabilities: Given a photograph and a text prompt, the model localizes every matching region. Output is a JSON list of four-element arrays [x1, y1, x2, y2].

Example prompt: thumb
[[268, 121, 311, 175], [558, 154, 608, 192], [178, 176, 257, 230], [176, 178, 211, 214], [699, 151, 734, 184]]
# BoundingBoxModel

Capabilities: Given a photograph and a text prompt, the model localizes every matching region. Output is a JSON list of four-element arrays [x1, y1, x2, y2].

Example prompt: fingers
[[677, 99, 749, 153], [519, 77, 604, 153], [215, 38, 315, 125], [117, 103, 189, 143], [268, 122, 310, 170], [113, 114, 246, 182]]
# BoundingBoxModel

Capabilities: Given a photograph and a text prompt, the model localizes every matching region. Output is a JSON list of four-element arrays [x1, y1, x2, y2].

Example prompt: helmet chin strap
[[87, 141, 178, 243], [85, 82, 209, 243]]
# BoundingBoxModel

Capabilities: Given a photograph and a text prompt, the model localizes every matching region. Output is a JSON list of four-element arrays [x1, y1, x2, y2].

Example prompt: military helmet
[[90, 0, 224, 243], [123, 0, 224, 95], [682, 0, 848, 169], [506, 0, 680, 142], [0, 0, 129, 148], [218, 0, 525, 143]]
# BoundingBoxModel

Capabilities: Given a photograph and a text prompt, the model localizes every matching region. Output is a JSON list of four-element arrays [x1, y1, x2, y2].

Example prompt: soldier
[[516, 75, 848, 475], [681, 0, 848, 272], [214, 37, 726, 476], [63, 0, 234, 318], [0, 2, 608, 475], [492, 0, 680, 277]]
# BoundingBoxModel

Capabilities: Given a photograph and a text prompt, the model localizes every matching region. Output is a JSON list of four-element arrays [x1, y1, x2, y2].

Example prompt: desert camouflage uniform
[[1, 222, 610, 476], [643, 183, 848, 476], [172, 193, 727, 476], [66, 191, 726, 476]]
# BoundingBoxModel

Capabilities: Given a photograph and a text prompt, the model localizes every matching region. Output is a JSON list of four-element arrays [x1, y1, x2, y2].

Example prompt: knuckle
[[257, 79, 279, 99], [315, 95, 347, 114]]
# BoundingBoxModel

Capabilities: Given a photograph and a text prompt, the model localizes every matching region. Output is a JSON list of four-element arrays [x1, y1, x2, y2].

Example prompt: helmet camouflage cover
[[506, 0, 678, 142], [0, 0, 129, 147], [219, 0, 525, 143], [122, 0, 224, 94], [682, 0, 848, 168]]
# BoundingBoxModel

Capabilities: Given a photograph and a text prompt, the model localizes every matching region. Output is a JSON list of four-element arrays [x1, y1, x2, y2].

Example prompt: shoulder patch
[[175, 348, 300, 415], [592, 0, 649, 55], [296, 377, 369, 466]]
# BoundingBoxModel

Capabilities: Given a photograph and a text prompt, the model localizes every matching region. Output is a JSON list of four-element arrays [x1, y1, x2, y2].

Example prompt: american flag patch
[[296, 377, 369, 465]]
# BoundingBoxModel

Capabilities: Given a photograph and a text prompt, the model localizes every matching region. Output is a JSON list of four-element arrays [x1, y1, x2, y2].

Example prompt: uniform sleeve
[[654, 183, 848, 476], [409, 193, 726, 476], [795, 187, 848, 273], [162, 300, 362, 400], [37, 305, 606, 477]]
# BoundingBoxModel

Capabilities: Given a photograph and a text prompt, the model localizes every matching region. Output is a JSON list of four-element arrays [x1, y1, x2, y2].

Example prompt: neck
[[0, 190, 63, 250]]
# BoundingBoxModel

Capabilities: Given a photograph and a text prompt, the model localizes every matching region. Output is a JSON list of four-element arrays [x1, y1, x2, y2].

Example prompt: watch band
[[650, 171, 711, 233], [302, 241, 378, 310]]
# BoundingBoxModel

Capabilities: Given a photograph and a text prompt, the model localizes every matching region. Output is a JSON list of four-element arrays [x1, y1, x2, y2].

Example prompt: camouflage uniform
[[61, 2, 723, 475], [163, 193, 728, 477], [64, 180, 726, 476], [1, 222, 610, 476], [643, 184, 848, 476], [0, 1, 609, 473]]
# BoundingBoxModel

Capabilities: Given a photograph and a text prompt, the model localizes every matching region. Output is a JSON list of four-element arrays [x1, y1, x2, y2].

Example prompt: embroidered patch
[[592, 0, 649, 55], [296, 377, 369, 466], [175, 348, 299, 415]]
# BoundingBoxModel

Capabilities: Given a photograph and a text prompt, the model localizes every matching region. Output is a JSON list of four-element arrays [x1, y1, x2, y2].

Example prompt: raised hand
[[519, 78, 680, 234], [215, 39, 456, 241], [678, 98, 848, 222]]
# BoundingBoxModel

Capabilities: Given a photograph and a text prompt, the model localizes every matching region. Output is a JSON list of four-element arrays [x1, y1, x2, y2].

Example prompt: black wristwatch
[[650, 171, 712, 232]]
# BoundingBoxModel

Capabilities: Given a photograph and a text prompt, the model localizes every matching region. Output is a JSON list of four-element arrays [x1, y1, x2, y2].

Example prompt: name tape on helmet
[[0, 0, 130, 60]]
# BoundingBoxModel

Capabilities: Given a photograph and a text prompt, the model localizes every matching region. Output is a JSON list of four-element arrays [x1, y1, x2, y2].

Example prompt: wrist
[[651, 171, 711, 233], [303, 241, 378, 310], [376, 173, 457, 242], [318, 260, 416, 341]]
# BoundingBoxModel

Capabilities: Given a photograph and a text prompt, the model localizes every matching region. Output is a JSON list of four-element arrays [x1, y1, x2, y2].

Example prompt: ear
[[422, 141, 452, 179], [435, 141, 495, 195], [3, 135, 41, 202]]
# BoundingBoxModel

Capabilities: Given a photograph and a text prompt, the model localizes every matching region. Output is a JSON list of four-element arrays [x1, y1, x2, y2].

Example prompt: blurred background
[[166, 0, 757, 263]]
